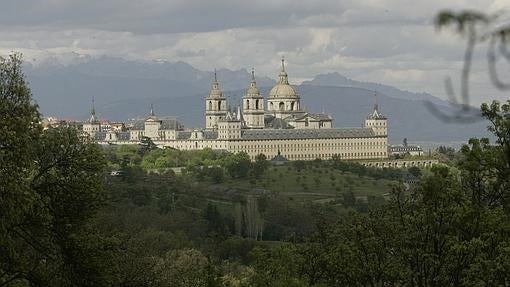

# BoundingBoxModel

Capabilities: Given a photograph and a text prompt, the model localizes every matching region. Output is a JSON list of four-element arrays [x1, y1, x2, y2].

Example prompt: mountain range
[[25, 56, 490, 146]]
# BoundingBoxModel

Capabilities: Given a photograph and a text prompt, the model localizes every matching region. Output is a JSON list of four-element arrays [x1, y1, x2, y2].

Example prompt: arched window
[[290, 102, 295, 111], [209, 101, 212, 110], [279, 102, 284, 111], [256, 99, 259, 109], [246, 99, 250, 110], [217, 101, 221, 111], [270, 102, 274, 110]]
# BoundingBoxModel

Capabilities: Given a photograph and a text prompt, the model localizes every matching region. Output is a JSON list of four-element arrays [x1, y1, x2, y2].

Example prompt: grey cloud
[[0, 0, 508, 106], [0, 0, 346, 34]]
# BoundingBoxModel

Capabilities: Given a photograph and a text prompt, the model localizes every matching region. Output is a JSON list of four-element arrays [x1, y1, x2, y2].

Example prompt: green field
[[205, 165, 396, 203]]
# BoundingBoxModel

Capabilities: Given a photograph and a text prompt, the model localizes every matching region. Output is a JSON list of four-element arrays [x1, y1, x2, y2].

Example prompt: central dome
[[268, 57, 298, 99], [269, 84, 298, 98]]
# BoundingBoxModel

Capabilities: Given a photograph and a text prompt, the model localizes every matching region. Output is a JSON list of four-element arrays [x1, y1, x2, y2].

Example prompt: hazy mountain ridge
[[25, 57, 488, 143], [302, 72, 449, 107]]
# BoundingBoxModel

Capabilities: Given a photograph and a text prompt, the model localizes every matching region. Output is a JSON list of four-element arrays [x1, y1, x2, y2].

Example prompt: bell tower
[[242, 68, 265, 128], [82, 97, 102, 138], [205, 70, 228, 129], [364, 91, 387, 136]]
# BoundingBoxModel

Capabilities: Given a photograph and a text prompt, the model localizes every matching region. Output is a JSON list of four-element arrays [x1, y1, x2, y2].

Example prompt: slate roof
[[292, 113, 332, 122], [94, 131, 131, 141], [241, 128, 377, 140], [176, 130, 218, 140], [131, 117, 182, 130]]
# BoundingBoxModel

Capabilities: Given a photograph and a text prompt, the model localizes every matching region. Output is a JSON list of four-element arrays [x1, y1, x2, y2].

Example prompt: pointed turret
[[367, 90, 386, 120], [205, 69, 228, 129], [364, 90, 387, 136], [243, 68, 264, 129], [278, 56, 289, 85], [83, 97, 101, 137], [150, 104, 155, 117], [89, 97, 97, 123], [209, 69, 224, 98]]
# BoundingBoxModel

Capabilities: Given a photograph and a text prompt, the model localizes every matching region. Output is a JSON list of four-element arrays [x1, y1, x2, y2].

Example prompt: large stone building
[[88, 58, 389, 161]]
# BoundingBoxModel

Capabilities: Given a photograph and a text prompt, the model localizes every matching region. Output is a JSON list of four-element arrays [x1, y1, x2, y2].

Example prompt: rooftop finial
[[278, 56, 289, 84], [250, 67, 257, 89], [374, 89, 379, 111], [211, 68, 221, 93], [150, 104, 155, 116]]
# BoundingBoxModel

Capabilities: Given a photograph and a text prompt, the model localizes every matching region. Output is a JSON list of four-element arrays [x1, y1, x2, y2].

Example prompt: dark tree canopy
[[0, 54, 111, 286]]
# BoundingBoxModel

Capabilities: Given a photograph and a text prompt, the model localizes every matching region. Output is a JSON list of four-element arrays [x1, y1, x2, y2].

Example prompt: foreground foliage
[[0, 55, 110, 286]]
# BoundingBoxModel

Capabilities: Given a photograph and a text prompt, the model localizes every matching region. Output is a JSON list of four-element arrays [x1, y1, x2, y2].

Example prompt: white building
[[389, 138, 424, 157], [85, 58, 389, 161]]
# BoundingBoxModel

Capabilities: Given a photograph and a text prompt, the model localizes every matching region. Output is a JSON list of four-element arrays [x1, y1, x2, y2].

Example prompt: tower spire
[[374, 90, 379, 112], [278, 56, 289, 84], [250, 67, 257, 88], [212, 69, 221, 91], [89, 96, 97, 123], [91, 96, 96, 116], [150, 104, 155, 117]]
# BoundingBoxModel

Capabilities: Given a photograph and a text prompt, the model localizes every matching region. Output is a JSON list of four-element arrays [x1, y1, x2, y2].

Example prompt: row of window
[[249, 152, 387, 160], [231, 140, 386, 150]]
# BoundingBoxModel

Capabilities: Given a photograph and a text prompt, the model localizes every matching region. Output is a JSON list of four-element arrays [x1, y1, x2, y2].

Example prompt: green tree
[[139, 136, 158, 156], [207, 166, 225, 184], [0, 54, 114, 286], [0, 53, 42, 286], [222, 152, 251, 179], [408, 166, 422, 178], [252, 154, 268, 179], [154, 249, 216, 287]]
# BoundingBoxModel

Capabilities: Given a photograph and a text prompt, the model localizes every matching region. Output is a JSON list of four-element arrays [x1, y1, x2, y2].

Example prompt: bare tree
[[427, 10, 510, 122]]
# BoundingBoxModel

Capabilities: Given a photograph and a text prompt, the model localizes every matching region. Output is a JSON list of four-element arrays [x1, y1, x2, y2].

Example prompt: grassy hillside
[[208, 165, 394, 203]]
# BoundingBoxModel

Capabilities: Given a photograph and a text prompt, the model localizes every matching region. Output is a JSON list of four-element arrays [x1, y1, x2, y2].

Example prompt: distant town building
[[41, 117, 80, 130], [389, 138, 424, 157], [82, 58, 389, 161]]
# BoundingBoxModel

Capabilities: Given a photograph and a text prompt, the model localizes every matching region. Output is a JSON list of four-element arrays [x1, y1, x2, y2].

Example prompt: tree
[[0, 53, 42, 286], [204, 166, 223, 184], [429, 10, 510, 122], [436, 146, 456, 160], [407, 166, 422, 178], [139, 136, 157, 156], [0, 54, 114, 286], [222, 152, 251, 179], [154, 249, 216, 287], [252, 154, 268, 179]]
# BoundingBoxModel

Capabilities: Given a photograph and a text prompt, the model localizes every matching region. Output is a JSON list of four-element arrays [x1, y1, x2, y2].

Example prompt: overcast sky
[[1, 0, 509, 105]]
